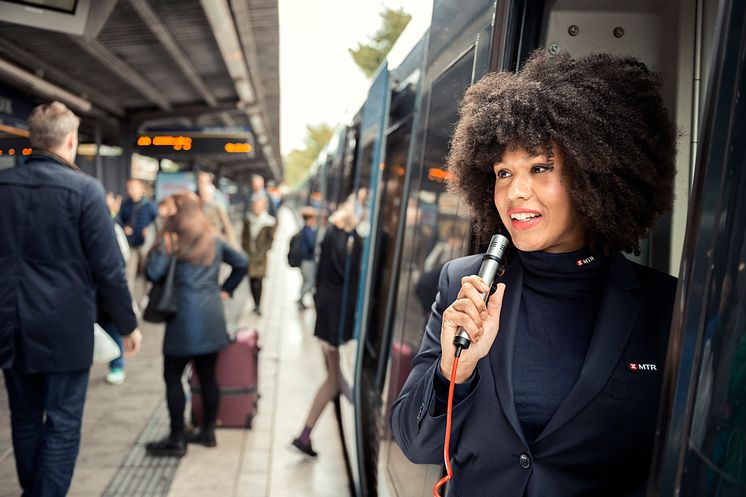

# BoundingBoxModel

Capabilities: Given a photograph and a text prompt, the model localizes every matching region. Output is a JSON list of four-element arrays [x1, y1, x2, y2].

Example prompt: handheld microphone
[[452, 234, 509, 351]]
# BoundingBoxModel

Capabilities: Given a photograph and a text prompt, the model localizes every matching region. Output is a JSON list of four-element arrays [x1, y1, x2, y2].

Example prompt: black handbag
[[143, 241, 179, 323]]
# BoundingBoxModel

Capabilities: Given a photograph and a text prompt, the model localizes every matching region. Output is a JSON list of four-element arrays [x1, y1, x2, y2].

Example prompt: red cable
[[433, 354, 460, 497]]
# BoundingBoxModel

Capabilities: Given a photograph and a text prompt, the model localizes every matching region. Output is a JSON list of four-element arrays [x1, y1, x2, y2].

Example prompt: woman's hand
[[220, 291, 230, 301], [440, 276, 506, 383]]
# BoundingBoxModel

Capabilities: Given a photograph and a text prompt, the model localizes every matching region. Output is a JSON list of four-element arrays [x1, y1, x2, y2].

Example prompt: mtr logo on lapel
[[627, 362, 658, 373]]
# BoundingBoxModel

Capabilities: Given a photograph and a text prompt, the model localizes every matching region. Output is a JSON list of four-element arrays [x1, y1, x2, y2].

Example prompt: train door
[[376, 1, 505, 496], [648, 0, 746, 494], [345, 36, 428, 497], [338, 64, 391, 497]]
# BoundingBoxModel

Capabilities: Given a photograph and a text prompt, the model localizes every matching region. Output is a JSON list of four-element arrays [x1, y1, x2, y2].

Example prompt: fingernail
[[481, 311, 488, 320]]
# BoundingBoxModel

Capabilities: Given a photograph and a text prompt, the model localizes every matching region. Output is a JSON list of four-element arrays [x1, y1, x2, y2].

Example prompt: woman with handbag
[[144, 192, 248, 457]]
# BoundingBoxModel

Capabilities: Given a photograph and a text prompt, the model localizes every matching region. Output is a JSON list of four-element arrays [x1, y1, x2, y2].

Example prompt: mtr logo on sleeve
[[627, 362, 658, 373]]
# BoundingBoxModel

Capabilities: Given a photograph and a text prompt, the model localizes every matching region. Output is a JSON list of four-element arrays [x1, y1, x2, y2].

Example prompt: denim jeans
[[102, 322, 125, 370], [3, 368, 90, 497]]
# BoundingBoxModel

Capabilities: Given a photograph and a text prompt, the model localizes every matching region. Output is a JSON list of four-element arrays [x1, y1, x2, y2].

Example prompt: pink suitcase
[[190, 329, 259, 429]]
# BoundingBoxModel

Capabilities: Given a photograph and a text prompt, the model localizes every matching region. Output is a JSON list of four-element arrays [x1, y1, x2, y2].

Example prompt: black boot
[[146, 432, 187, 457], [291, 437, 318, 457], [186, 428, 217, 447]]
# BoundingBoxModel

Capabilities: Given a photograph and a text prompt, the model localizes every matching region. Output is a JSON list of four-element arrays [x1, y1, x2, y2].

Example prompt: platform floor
[[0, 207, 351, 497]]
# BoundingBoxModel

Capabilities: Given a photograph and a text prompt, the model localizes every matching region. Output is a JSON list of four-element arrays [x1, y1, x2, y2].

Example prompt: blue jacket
[[300, 225, 317, 261], [0, 153, 137, 373], [146, 238, 248, 357], [118, 197, 157, 247], [390, 253, 676, 497]]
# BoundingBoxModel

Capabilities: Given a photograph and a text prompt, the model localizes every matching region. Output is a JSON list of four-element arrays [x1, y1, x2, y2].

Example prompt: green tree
[[283, 123, 334, 187], [349, 7, 412, 78]]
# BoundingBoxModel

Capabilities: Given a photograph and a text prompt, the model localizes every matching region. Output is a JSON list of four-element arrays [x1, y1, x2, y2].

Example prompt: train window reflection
[[385, 47, 476, 495], [677, 75, 746, 496]]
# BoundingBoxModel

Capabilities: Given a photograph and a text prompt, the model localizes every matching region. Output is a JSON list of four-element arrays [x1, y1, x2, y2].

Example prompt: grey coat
[[146, 238, 248, 357]]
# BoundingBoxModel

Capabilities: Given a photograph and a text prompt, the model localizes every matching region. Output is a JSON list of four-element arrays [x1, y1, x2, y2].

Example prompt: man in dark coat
[[0, 101, 142, 497]]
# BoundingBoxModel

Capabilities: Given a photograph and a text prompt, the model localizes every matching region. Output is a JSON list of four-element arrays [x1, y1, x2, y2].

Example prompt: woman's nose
[[506, 174, 531, 201]]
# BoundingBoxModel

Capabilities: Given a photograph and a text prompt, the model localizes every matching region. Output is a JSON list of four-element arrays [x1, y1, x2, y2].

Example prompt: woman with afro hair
[[390, 50, 678, 496]]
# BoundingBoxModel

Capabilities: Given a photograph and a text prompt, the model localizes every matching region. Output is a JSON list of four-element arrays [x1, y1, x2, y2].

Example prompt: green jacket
[[241, 213, 275, 278]]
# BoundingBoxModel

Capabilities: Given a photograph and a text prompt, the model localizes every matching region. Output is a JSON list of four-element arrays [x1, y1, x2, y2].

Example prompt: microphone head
[[486, 234, 509, 262]]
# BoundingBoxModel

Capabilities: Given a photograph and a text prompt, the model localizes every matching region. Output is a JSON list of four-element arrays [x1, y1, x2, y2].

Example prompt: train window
[[650, 0, 746, 493], [383, 46, 476, 497], [398, 46, 475, 352], [363, 117, 413, 382]]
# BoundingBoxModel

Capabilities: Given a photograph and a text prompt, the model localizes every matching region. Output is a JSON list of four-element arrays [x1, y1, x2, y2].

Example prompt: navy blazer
[[0, 154, 137, 373], [390, 252, 676, 497]]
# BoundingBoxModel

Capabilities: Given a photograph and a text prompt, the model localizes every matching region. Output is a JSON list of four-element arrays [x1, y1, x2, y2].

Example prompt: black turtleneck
[[513, 249, 609, 444]]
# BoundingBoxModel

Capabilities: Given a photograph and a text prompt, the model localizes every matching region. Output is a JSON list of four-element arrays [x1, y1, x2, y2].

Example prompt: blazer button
[[519, 453, 531, 469]]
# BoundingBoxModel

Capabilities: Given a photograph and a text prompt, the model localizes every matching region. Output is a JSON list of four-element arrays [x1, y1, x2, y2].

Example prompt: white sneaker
[[106, 369, 126, 385]]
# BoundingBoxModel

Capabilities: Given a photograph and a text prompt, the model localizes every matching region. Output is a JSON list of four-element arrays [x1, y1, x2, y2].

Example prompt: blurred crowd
[[0, 100, 368, 497]]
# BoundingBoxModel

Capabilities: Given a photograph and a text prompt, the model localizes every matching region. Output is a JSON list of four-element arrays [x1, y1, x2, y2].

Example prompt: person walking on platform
[[292, 202, 362, 457], [241, 196, 276, 316], [118, 177, 158, 305], [198, 171, 238, 248], [248, 173, 277, 218], [0, 101, 142, 497], [98, 191, 135, 385], [145, 193, 247, 457], [297, 207, 318, 309]]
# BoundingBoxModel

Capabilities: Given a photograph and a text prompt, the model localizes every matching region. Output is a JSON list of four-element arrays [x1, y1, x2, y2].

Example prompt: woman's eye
[[495, 169, 511, 179], [531, 164, 552, 174]]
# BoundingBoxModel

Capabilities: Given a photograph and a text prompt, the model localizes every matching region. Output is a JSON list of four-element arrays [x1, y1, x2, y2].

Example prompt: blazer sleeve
[[389, 260, 481, 464], [79, 181, 138, 335]]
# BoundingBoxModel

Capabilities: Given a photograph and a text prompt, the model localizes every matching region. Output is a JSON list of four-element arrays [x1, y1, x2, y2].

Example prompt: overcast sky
[[278, 0, 432, 155]]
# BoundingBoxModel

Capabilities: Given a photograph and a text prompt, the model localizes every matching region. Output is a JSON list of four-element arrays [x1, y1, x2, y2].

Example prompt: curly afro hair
[[447, 50, 677, 254]]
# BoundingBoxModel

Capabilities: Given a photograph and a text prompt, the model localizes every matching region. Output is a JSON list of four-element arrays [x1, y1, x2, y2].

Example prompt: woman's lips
[[510, 215, 542, 230], [506, 209, 543, 231]]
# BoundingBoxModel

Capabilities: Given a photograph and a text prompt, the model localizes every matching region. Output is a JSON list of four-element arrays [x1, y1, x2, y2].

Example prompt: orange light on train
[[137, 136, 152, 146], [0, 150, 3, 155], [22, 148, 32, 156], [8, 148, 15, 156], [428, 167, 451, 182]]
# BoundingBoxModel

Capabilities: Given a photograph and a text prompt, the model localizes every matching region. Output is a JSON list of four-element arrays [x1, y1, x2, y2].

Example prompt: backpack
[[287, 230, 303, 268]]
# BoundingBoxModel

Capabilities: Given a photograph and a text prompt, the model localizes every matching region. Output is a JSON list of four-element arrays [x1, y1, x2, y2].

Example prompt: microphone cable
[[433, 234, 508, 496], [432, 346, 463, 497]]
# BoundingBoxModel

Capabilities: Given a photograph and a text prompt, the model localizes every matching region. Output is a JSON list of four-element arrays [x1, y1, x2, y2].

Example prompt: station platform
[[0, 207, 351, 497]]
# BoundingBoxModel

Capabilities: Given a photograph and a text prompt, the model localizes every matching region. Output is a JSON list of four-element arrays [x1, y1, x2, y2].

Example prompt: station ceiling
[[0, 0, 281, 181]]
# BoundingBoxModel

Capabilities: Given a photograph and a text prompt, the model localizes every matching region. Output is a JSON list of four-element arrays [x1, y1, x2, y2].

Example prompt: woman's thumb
[[487, 283, 506, 318]]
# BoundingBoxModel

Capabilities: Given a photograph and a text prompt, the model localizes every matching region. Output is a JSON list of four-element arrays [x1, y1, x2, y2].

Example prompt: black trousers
[[249, 277, 263, 307], [163, 353, 219, 434]]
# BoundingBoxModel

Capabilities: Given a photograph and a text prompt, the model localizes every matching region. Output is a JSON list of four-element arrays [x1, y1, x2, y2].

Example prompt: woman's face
[[493, 147, 584, 253]]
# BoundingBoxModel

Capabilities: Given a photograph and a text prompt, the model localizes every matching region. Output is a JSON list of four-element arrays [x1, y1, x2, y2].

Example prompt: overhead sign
[[136, 135, 254, 157]]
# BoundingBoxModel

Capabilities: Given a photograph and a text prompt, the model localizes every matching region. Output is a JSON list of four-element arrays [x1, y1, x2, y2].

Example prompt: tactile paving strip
[[102, 402, 180, 497]]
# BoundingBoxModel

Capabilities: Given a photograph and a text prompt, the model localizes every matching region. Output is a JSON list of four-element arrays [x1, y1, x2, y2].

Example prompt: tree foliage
[[283, 123, 334, 187], [349, 8, 412, 78]]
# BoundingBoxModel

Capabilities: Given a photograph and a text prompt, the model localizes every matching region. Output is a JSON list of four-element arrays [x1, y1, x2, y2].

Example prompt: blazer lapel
[[488, 259, 528, 446], [534, 253, 641, 444]]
